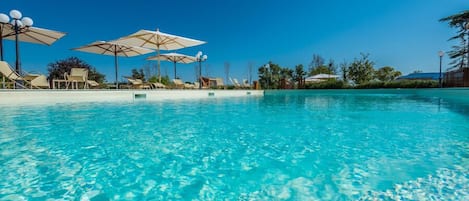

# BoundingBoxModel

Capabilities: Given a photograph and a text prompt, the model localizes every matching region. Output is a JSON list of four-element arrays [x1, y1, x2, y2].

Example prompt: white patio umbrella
[[305, 77, 325, 83], [146, 52, 196, 79], [309, 73, 339, 79], [113, 29, 206, 82], [72, 41, 154, 89], [2, 26, 66, 45], [1, 25, 66, 60]]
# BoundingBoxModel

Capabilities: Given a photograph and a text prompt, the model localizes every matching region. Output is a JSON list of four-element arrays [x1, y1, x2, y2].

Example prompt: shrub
[[356, 80, 439, 89], [148, 75, 170, 85], [305, 80, 349, 89]]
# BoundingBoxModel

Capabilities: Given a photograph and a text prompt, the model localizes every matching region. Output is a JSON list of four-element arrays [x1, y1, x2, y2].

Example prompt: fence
[[445, 68, 469, 87]]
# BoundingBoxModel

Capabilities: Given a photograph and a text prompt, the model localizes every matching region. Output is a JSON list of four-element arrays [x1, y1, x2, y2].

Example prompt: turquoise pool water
[[0, 90, 468, 200]]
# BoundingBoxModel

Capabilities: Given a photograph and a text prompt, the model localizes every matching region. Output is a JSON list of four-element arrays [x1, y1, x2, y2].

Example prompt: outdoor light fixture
[[264, 63, 270, 89], [196, 51, 207, 89], [0, 13, 10, 61], [11, 10, 33, 75], [0, 9, 34, 75], [438, 50, 444, 88]]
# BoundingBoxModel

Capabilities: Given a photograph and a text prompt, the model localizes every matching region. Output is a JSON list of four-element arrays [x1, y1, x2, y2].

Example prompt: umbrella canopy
[[72, 41, 154, 89], [113, 29, 205, 81], [0, 25, 66, 62], [146, 52, 196, 79], [308, 73, 339, 79], [305, 77, 325, 83], [2, 26, 66, 45]]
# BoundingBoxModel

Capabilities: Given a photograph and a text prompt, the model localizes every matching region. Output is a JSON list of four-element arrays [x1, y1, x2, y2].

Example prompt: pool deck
[[0, 89, 264, 105]]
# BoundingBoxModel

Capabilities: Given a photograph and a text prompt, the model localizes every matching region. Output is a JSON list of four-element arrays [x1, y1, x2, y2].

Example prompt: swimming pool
[[0, 89, 468, 200]]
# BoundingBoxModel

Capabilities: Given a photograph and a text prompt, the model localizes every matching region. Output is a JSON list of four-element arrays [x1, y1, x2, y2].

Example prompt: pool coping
[[0, 89, 264, 105]]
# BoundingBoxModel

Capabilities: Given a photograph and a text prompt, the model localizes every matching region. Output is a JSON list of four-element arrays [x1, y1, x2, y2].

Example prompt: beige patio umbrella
[[2, 26, 66, 45], [113, 29, 205, 82], [1, 26, 66, 60], [72, 41, 154, 89], [146, 52, 196, 79]]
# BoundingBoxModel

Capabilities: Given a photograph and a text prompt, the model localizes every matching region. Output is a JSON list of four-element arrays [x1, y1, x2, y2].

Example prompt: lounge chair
[[65, 68, 88, 89], [0, 61, 49, 89], [200, 77, 211, 89], [172, 79, 185, 89], [230, 77, 241, 88], [242, 79, 250, 88], [184, 82, 196, 89], [126, 77, 151, 89], [215, 78, 224, 88], [24, 73, 50, 89], [87, 80, 100, 88], [1, 61, 24, 88], [151, 82, 166, 89]]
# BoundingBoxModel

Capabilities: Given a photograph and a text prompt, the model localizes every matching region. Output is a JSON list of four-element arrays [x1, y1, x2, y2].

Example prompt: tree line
[[258, 53, 402, 89]]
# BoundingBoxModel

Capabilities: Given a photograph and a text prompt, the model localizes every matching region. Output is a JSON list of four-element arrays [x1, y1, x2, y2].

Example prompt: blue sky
[[1, 0, 468, 83]]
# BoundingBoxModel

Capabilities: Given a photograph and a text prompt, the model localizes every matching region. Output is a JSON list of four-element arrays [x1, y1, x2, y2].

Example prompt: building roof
[[397, 72, 444, 80]]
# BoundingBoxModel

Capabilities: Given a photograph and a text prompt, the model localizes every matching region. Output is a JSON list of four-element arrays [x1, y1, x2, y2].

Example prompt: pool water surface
[[0, 90, 468, 200]]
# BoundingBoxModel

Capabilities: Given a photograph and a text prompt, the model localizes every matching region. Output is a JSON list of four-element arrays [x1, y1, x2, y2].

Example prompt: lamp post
[[195, 51, 207, 89], [438, 50, 444, 88], [0, 13, 10, 61], [264, 63, 270, 89], [8, 10, 33, 75]]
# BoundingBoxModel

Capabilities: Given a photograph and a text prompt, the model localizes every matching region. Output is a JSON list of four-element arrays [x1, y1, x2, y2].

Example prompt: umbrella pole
[[0, 25, 3, 61], [174, 61, 177, 79], [157, 47, 161, 83], [115, 51, 119, 89]]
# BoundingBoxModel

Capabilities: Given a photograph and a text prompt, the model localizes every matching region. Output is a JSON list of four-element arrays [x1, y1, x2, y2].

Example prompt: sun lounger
[[215, 78, 224, 88], [184, 82, 196, 89], [151, 82, 166, 89], [24, 73, 50, 89], [87, 80, 100, 88], [242, 79, 250, 88], [172, 79, 185, 89], [126, 77, 151, 89], [230, 77, 241, 88], [0, 61, 49, 89], [65, 68, 89, 89]]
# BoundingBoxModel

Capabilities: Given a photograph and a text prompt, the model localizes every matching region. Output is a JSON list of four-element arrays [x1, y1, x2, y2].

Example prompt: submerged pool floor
[[0, 90, 468, 200]]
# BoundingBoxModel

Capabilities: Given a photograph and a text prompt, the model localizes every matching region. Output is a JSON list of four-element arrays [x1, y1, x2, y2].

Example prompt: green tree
[[258, 64, 270, 89], [308, 54, 336, 75], [309, 66, 333, 75], [293, 64, 306, 89], [347, 53, 375, 85], [131, 68, 145, 80], [309, 54, 325, 74], [47, 56, 105, 83], [440, 10, 469, 69], [326, 59, 337, 74], [340, 61, 348, 82], [88, 68, 105, 83], [269, 62, 282, 89], [148, 75, 170, 85], [280, 67, 293, 89], [374, 66, 402, 82], [257, 62, 283, 89]]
